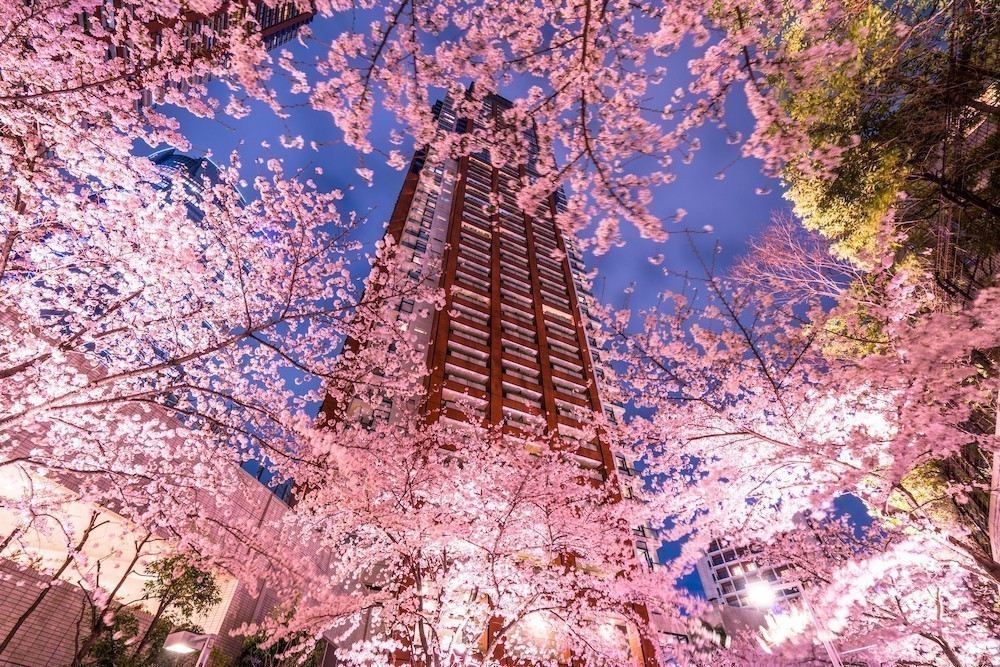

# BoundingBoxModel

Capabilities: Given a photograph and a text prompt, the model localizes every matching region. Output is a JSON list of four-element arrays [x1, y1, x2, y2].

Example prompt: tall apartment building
[[328, 88, 665, 659], [354, 91, 627, 484], [342, 88, 662, 564]]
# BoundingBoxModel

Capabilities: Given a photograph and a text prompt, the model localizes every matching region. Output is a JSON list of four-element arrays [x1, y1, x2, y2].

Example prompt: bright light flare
[[163, 630, 209, 654], [746, 581, 777, 608], [164, 644, 198, 654], [521, 613, 553, 639]]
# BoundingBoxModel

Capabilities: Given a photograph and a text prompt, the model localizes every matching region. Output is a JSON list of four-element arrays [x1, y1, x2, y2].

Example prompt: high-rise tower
[[359, 90, 626, 488], [337, 89, 664, 562], [326, 86, 665, 664]]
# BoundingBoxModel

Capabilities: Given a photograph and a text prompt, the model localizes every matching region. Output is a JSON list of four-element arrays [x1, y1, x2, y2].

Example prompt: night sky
[[142, 18, 795, 598]]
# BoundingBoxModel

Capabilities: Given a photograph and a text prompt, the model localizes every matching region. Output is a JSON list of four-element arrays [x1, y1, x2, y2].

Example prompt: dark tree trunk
[[919, 632, 965, 667], [71, 533, 152, 666]]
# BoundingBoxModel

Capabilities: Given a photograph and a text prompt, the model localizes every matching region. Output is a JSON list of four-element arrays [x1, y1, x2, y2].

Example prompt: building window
[[374, 398, 393, 422], [400, 299, 415, 314], [637, 545, 654, 570]]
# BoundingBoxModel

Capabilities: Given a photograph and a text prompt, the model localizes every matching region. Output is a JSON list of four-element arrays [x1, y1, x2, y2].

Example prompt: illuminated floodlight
[[522, 612, 552, 638], [163, 630, 211, 654], [745, 581, 777, 608], [165, 643, 198, 654]]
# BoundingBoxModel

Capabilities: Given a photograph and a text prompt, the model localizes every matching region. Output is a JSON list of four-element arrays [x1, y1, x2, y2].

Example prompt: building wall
[[0, 559, 136, 667], [0, 452, 325, 664]]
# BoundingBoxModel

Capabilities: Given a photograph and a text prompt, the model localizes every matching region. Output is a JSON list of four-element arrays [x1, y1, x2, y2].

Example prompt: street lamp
[[163, 631, 216, 667], [789, 583, 843, 667]]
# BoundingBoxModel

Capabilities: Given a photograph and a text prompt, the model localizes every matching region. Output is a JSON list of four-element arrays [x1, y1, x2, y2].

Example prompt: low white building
[[695, 539, 800, 610]]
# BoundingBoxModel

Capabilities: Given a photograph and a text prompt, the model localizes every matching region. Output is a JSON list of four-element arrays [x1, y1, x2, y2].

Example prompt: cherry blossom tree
[[599, 222, 1000, 662], [730, 213, 865, 307], [4, 0, 996, 663], [250, 413, 681, 666], [0, 143, 437, 659], [3, 0, 924, 252], [773, 523, 998, 667], [0, 120, 674, 665]]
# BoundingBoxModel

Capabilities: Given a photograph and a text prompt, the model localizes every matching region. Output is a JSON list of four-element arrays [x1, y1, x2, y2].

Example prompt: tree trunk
[[957, 61, 1000, 82], [0, 526, 23, 554], [0, 230, 18, 285], [71, 533, 152, 666], [0, 512, 100, 655], [130, 593, 173, 659], [947, 534, 1000, 584], [919, 632, 964, 667], [965, 97, 1000, 118]]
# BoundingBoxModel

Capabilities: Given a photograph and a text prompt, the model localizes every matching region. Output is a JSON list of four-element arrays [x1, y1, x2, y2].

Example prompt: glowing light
[[598, 623, 619, 642], [746, 581, 777, 608], [162, 631, 211, 655], [522, 613, 552, 639], [165, 644, 198, 654]]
